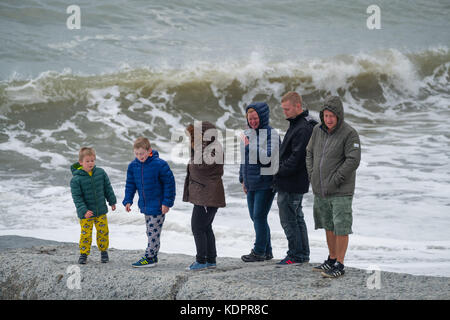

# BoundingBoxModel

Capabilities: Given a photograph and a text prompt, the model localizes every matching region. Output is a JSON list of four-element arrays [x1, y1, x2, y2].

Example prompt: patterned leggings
[[79, 214, 109, 255], [145, 214, 165, 258]]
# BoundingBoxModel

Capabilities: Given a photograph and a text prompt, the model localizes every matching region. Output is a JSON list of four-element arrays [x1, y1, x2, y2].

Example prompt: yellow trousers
[[79, 214, 109, 255]]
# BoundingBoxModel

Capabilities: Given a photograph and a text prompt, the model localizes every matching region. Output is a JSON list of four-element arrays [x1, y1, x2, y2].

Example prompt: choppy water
[[1, 0, 449, 276]]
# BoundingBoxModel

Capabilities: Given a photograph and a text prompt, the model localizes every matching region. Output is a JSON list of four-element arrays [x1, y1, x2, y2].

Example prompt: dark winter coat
[[306, 96, 361, 197], [273, 109, 317, 194], [70, 163, 117, 219], [183, 121, 226, 208], [123, 150, 176, 215], [239, 102, 279, 191]]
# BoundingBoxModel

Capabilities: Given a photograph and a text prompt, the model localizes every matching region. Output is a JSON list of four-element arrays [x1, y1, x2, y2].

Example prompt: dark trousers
[[277, 191, 310, 262], [191, 205, 218, 264]]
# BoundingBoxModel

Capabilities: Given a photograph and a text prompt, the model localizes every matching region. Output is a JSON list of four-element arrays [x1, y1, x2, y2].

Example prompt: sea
[[0, 0, 449, 277]]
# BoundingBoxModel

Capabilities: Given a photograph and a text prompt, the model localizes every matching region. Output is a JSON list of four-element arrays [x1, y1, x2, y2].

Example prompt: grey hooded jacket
[[306, 96, 361, 197]]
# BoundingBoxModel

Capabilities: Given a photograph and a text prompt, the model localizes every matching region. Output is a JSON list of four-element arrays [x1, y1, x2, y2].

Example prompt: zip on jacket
[[141, 163, 146, 213], [90, 174, 99, 215], [319, 134, 330, 198]]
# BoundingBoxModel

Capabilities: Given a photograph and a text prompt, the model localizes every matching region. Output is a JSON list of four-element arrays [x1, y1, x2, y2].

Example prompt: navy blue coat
[[122, 150, 176, 216], [239, 102, 279, 191], [274, 110, 317, 194]]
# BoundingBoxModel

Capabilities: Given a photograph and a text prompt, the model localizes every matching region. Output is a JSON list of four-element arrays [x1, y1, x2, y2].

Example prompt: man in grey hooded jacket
[[306, 95, 361, 278]]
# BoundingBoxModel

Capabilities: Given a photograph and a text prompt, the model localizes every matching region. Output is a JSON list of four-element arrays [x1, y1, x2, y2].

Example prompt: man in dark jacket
[[306, 95, 361, 278], [274, 92, 316, 265]]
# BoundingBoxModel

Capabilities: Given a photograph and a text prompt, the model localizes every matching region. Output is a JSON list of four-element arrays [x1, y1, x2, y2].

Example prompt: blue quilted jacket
[[239, 102, 279, 191], [122, 150, 176, 216]]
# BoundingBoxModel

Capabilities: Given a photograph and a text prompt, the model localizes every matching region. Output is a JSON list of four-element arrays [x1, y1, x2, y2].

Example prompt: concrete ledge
[[0, 236, 449, 300]]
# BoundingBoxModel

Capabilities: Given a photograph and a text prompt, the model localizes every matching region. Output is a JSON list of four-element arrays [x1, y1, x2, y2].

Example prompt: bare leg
[[335, 235, 349, 264], [325, 230, 336, 259]]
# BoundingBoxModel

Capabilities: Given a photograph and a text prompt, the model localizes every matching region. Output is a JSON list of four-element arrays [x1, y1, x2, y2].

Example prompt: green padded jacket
[[70, 162, 117, 219]]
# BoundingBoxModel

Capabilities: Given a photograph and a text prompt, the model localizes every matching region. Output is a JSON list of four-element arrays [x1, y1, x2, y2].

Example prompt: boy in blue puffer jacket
[[123, 137, 176, 267]]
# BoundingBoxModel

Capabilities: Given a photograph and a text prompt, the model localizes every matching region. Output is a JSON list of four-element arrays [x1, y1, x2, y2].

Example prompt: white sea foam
[[48, 34, 124, 51], [0, 129, 69, 169]]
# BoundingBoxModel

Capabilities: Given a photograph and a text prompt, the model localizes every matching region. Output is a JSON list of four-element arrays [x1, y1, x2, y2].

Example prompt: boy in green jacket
[[70, 147, 117, 264]]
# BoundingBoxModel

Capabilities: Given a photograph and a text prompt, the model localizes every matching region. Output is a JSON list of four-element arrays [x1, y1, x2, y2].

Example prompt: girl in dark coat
[[183, 121, 226, 270]]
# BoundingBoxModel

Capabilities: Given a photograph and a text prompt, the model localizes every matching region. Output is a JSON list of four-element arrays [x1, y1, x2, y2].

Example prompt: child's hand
[[161, 205, 169, 215], [111, 204, 116, 211], [125, 203, 132, 212], [85, 210, 94, 219]]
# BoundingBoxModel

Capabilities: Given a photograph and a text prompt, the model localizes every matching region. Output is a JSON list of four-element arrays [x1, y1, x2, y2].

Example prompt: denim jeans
[[277, 191, 310, 262], [247, 189, 275, 256]]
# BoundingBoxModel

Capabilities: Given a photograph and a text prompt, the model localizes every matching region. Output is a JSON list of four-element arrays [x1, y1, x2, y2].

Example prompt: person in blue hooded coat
[[239, 102, 280, 262]]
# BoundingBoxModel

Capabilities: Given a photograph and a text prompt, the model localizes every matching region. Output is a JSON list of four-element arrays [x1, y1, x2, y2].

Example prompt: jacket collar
[[134, 150, 159, 164], [71, 162, 96, 176], [288, 109, 309, 124]]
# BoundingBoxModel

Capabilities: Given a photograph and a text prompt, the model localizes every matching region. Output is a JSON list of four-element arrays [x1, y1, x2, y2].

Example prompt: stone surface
[[0, 236, 449, 300]]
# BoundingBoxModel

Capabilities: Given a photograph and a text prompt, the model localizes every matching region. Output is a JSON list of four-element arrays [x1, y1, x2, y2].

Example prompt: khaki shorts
[[313, 195, 353, 236]]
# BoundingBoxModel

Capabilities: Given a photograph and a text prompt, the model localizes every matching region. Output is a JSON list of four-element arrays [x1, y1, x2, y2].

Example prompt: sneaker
[[206, 262, 217, 269], [241, 249, 265, 262], [277, 256, 297, 266], [187, 261, 208, 271], [265, 253, 273, 261], [101, 251, 109, 263], [78, 253, 87, 264], [276, 256, 309, 266], [132, 256, 157, 268], [321, 262, 345, 278], [312, 256, 336, 272]]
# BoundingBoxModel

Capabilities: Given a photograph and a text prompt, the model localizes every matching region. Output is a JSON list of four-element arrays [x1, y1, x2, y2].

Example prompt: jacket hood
[[150, 149, 159, 159], [200, 121, 217, 134], [191, 121, 219, 147], [189, 121, 222, 160], [320, 95, 344, 132], [71, 162, 96, 176], [246, 102, 270, 129], [189, 121, 217, 137]]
